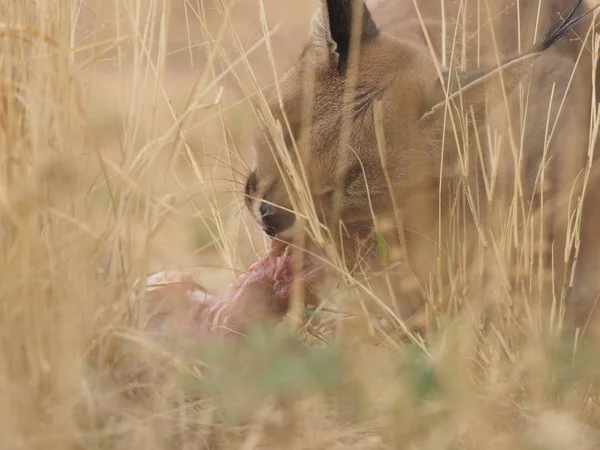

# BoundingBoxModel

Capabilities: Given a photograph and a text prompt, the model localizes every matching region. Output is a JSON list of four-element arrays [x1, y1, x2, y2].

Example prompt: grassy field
[[2, 0, 600, 449]]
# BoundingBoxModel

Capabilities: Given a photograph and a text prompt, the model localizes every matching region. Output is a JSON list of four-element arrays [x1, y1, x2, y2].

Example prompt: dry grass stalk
[[1, 0, 600, 449]]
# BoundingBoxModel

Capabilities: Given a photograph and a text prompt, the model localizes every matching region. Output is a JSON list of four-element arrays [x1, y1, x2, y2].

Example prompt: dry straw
[[1, 0, 600, 448]]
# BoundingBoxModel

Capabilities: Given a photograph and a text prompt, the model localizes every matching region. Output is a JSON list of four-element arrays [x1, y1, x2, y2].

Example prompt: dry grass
[[2, 0, 600, 449]]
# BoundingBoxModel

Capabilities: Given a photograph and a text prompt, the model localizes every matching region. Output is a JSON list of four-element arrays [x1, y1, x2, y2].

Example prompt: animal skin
[[245, 0, 600, 334], [142, 241, 324, 339]]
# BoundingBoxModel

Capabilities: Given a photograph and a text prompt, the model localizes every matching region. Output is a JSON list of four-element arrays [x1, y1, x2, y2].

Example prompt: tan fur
[[247, 0, 600, 333]]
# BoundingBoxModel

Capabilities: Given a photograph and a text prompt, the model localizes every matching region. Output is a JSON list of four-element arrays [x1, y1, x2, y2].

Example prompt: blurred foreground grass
[[2, 0, 600, 449]]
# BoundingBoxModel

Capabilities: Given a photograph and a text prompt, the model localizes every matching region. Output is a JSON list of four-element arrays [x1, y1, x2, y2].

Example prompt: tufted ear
[[310, 0, 380, 73], [420, 0, 590, 125]]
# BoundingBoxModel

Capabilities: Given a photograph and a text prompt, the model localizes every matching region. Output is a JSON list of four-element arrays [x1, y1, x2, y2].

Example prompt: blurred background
[[79, 0, 319, 291], [3, 1, 600, 449]]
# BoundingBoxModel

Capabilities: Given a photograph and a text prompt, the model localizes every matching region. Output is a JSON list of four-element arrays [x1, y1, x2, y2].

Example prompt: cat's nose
[[259, 202, 295, 237], [259, 202, 271, 219]]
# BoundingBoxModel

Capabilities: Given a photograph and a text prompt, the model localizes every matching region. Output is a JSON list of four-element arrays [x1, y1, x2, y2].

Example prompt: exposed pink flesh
[[143, 240, 324, 339]]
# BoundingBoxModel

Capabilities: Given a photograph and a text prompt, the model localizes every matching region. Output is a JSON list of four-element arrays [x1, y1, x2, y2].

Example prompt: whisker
[[203, 153, 249, 179], [218, 199, 244, 214], [216, 190, 247, 196], [234, 202, 250, 219], [209, 177, 246, 186]]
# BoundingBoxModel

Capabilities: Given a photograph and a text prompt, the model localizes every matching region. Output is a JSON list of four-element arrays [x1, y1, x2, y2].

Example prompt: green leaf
[[377, 231, 389, 265]]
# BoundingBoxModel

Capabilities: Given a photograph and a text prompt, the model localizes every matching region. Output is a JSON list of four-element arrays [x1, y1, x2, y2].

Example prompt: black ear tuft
[[326, 0, 379, 73], [536, 0, 590, 51]]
